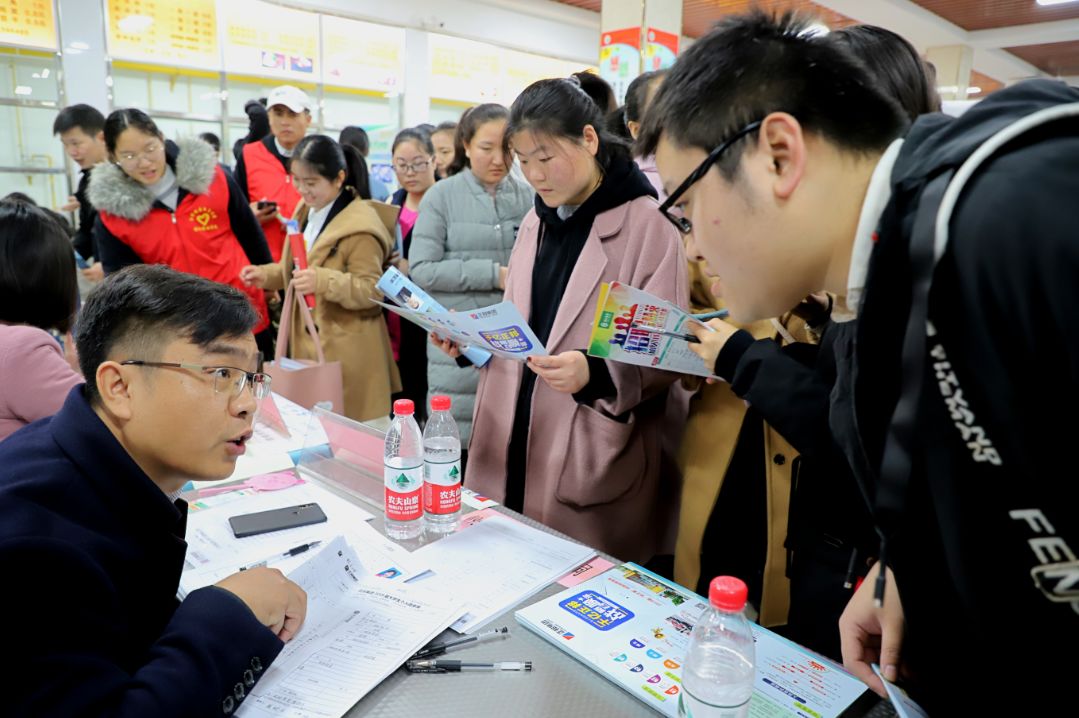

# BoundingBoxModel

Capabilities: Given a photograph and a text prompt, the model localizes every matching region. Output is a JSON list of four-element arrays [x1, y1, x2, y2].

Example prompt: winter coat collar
[[88, 137, 217, 222]]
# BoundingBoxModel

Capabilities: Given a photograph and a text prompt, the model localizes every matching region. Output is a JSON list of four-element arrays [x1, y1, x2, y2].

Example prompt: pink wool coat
[[467, 195, 689, 562]]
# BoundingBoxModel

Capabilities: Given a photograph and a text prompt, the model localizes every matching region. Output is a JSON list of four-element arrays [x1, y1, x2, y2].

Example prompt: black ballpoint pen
[[239, 540, 323, 571], [411, 626, 509, 659], [406, 660, 532, 673]]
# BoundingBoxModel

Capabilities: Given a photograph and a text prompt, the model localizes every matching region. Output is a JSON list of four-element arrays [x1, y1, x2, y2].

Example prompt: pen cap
[[708, 576, 748, 612]]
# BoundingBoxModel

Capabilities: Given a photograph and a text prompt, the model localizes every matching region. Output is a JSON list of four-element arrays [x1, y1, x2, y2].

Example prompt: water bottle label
[[423, 459, 461, 515], [384, 464, 422, 521]]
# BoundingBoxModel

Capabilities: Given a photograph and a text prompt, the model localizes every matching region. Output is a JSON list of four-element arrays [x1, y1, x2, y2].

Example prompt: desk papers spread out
[[410, 513, 595, 634], [236, 536, 462, 718], [180, 482, 423, 597]]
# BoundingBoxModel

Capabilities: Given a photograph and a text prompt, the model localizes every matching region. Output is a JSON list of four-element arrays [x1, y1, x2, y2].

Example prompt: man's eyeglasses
[[394, 159, 431, 174], [116, 142, 163, 168], [121, 360, 272, 400], [658, 120, 763, 235]]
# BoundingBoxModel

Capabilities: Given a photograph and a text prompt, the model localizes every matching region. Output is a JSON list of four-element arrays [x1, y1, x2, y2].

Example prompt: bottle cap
[[708, 576, 748, 612], [393, 399, 415, 416], [430, 395, 451, 412]]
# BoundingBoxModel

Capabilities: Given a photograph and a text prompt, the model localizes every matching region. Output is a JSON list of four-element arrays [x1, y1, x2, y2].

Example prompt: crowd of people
[[0, 9, 1075, 715]]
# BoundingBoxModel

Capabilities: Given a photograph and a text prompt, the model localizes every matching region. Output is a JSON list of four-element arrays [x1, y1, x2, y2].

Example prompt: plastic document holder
[[296, 405, 389, 511]]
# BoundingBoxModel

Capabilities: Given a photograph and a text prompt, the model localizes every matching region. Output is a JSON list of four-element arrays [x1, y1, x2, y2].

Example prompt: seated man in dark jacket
[[640, 10, 1079, 714], [0, 265, 306, 717]]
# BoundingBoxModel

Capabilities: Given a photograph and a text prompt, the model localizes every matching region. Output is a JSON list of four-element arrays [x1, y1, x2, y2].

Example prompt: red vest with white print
[[242, 140, 300, 261], [98, 166, 269, 334]]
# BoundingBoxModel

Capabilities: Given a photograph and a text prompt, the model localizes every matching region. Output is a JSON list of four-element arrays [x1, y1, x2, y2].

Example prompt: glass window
[[0, 49, 66, 209], [112, 66, 223, 116], [428, 101, 468, 126]]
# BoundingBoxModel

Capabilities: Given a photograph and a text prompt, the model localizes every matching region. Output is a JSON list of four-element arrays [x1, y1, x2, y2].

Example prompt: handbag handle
[[274, 281, 327, 365]]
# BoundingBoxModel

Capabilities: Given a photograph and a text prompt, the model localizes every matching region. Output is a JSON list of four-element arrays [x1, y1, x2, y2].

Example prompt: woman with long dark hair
[[241, 135, 400, 422]]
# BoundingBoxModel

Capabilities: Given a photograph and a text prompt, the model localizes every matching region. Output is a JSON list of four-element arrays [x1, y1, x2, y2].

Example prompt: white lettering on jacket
[[1009, 508, 1079, 616]]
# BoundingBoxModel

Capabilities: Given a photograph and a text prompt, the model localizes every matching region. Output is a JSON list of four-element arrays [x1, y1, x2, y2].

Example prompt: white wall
[[272, 0, 601, 64]]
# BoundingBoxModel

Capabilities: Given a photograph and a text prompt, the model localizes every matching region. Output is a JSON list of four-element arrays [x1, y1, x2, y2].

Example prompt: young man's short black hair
[[75, 265, 258, 403], [638, 10, 908, 179], [0, 201, 78, 333], [53, 104, 106, 137], [199, 132, 222, 153]]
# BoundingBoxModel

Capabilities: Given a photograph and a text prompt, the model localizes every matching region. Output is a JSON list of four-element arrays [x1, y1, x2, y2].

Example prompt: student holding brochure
[[240, 135, 400, 423], [438, 78, 688, 563]]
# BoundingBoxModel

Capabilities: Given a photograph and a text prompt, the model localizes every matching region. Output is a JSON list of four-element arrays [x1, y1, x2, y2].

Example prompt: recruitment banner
[[106, 0, 218, 70], [0, 0, 57, 50]]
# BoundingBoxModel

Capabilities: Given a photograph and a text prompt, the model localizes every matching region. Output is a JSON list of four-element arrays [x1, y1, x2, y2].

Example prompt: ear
[[758, 112, 806, 201], [336, 169, 346, 188], [582, 124, 600, 157], [96, 361, 136, 422], [627, 120, 641, 141], [95, 130, 106, 144]]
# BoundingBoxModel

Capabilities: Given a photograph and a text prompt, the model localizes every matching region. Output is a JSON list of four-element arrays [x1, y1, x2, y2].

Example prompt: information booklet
[[587, 283, 715, 377], [376, 267, 492, 367], [516, 563, 871, 718]]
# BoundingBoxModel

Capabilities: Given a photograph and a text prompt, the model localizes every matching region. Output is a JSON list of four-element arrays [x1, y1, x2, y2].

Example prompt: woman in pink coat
[[435, 78, 688, 562]]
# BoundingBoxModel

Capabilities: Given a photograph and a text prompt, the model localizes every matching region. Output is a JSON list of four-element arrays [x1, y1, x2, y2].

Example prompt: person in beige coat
[[241, 135, 401, 422]]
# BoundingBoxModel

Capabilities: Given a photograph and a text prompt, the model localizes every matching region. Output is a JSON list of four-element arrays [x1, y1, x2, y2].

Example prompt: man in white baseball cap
[[234, 85, 312, 265]]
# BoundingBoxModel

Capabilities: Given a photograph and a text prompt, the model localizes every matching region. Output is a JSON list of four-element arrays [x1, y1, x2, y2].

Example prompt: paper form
[[180, 483, 425, 597], [237, 537, 462, 718], [410, 513, 594, 634]]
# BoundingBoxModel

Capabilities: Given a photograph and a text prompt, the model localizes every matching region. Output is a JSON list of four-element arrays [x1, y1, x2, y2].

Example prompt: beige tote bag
[[264, 281, 345, 413]]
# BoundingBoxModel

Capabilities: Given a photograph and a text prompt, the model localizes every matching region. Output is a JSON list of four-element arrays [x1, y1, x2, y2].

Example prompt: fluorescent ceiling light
[[118, 14, 154, 33], [966, 86, 982, 94], [1037, 0, 1079, 5], [69, 41, 90, 50], [41, 68, 49, 78], [14, 85, 32, 95]]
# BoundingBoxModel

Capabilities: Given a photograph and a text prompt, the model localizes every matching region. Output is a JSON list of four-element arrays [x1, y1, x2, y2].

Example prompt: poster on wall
[[0, 0, 56, 50], [106, 0, 219, 70], [599, 27, 640, 106], [642, 27, 678, 72], [220, 0, 318, 82], [321, 15, 403, 92]]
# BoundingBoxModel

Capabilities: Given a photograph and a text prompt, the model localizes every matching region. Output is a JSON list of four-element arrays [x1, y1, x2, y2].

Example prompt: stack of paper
[[180, 481, 422, 597], [409, 513, 595, 633], [588, 282, 714, 377], [237, 537, 462, 718]]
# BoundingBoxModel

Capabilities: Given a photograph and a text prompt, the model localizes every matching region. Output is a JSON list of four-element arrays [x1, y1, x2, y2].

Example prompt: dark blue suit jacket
[[0, 387, 283, 716]]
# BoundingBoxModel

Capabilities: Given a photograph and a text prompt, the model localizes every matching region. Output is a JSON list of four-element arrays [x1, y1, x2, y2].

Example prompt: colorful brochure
[[376, 266, 493, 367], [588, 282, 714, 377], [516, 563, 870, 718], [373, 296, 547, 363]]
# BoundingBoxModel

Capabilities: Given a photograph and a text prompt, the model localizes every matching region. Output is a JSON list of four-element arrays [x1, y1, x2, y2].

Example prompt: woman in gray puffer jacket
[[409, 104, 532, 448]]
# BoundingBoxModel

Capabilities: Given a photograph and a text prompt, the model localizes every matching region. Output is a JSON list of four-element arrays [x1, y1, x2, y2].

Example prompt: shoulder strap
[[274, 282, 327, 365], [873, 101, 1079, 604]]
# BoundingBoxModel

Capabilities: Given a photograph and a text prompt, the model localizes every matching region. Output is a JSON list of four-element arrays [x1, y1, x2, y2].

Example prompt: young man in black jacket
[[54, 103, 108, 283], [639, 10, 1079, 713]]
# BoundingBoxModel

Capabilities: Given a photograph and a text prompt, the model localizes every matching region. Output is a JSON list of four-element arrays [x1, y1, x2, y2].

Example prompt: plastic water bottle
[[423, 395, 462, 533], [384, 399, 424, 539], [679, 576, 756, 718]]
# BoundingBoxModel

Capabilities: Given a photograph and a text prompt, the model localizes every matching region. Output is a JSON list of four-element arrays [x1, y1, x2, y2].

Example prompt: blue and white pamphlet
[[516, 563, 870, 718]]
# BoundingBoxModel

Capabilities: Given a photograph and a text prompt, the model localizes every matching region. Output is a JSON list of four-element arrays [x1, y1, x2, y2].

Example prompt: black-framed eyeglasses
[[120, 360, 272, 400], [394, 159, 431, 174], [658, 120, 763, 235]]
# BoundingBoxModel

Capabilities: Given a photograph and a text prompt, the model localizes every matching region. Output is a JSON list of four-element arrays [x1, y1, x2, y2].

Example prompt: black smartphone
[[228, 503, 327, 538], [256, 200, 277, 211]]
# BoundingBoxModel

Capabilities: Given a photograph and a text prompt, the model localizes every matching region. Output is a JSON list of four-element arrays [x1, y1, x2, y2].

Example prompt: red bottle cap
[[708, 576, 748, 612], [430, 395, 451, 412], [393, 399, 415, 416]]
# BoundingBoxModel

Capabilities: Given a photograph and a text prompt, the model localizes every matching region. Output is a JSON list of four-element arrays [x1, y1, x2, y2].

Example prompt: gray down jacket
[[408, 169, 533, 443]]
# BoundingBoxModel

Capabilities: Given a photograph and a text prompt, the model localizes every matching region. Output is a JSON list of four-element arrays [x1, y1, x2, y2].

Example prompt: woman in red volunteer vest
[[89, 109, 275, 349], [233, 85, 311, 262]]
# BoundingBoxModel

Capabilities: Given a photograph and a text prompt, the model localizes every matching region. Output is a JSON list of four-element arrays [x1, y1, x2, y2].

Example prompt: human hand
[[61, 195, 80, 212], [687, 319, 740, 377], [430, 332, 462, 359], [239, 265, 267, 288], [388, 250, 408, 274], [291, 268, 317, 295], [527, 351, 590, 394], [839, 562, 905, 698], [81, 261, 104, 283], [251, 199, 277, 222], [498, 265, 509, 290], [216, 568, 308, 641]]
